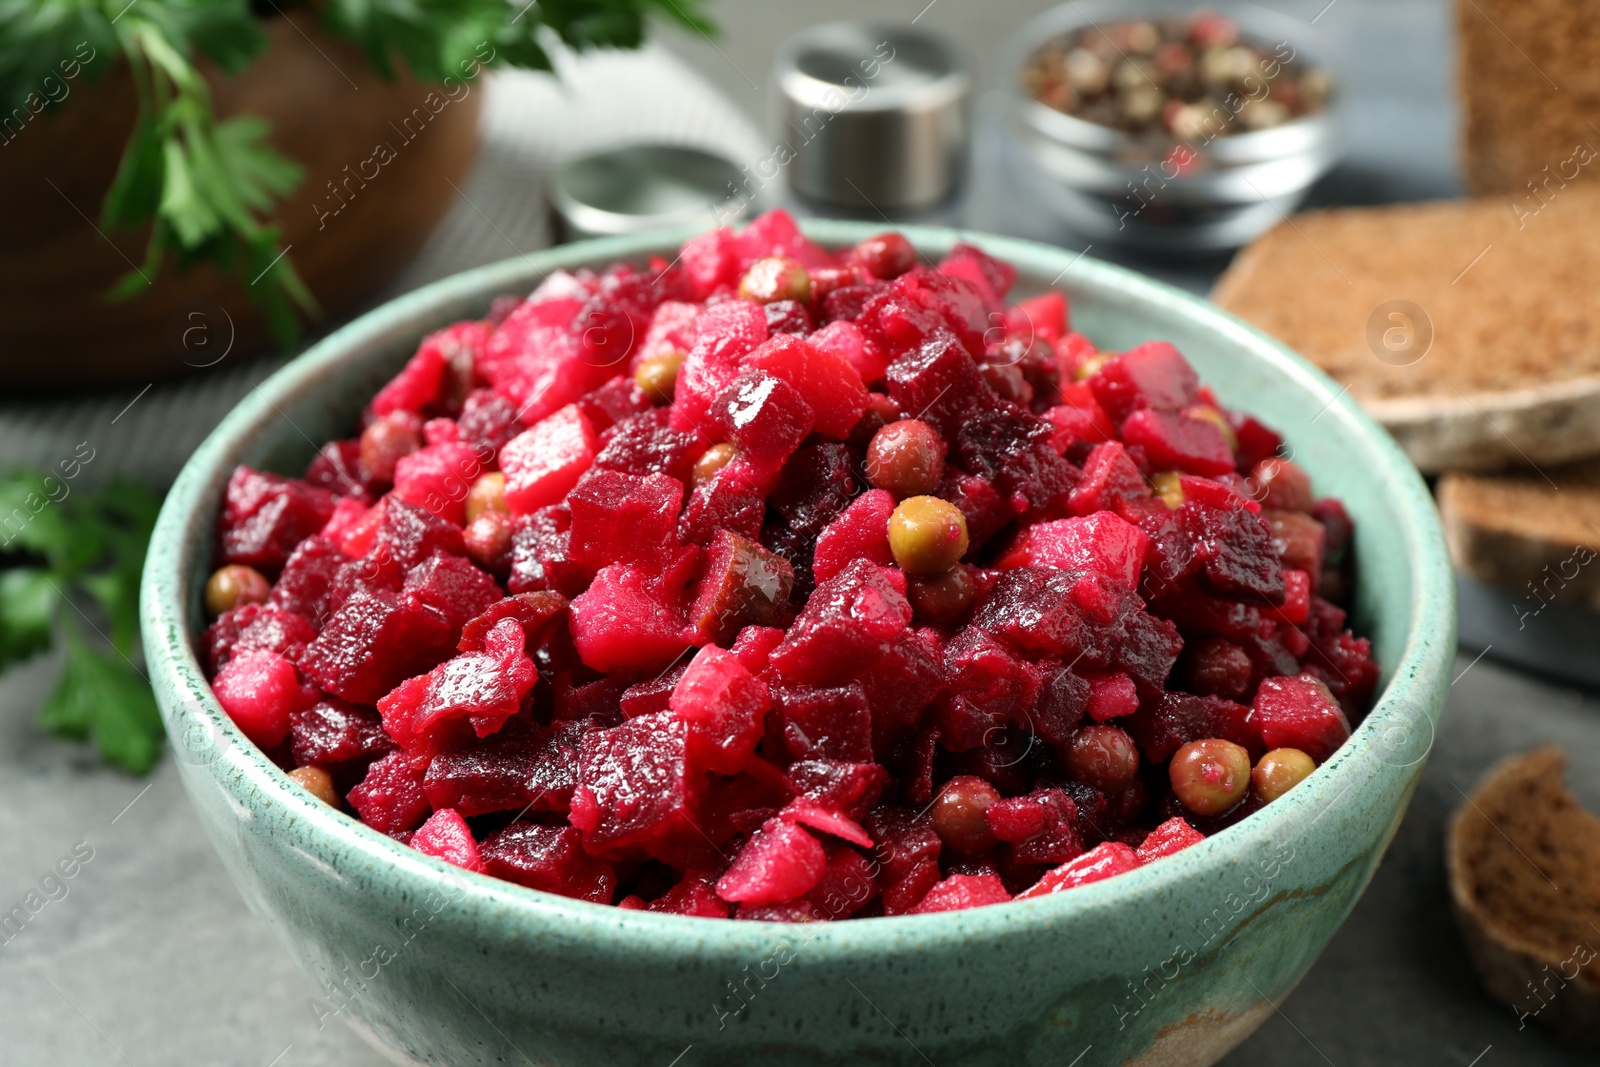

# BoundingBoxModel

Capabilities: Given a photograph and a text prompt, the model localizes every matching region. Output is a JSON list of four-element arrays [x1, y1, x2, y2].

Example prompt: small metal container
[[772, 23, 972, 214], [1003, 1, 1343, 253], [548, 144, 754, 241]]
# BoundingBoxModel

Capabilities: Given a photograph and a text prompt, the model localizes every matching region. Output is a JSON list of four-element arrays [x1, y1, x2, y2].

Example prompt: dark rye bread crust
[[1456, 0, 1600, 195], [1438, 460, 1600, 607], [1447, 748, 1600, 1047], [1211, 190, 1600, 474]]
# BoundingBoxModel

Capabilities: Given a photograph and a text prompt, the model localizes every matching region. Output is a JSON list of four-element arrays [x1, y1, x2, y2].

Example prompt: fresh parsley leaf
[[42, 637, 164, 774], [0, 568, 58, 671], [3, 471, 165, 773]]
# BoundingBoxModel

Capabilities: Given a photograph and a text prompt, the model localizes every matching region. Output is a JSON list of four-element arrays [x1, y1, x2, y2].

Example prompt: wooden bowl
[[0, 11, 482, 392]]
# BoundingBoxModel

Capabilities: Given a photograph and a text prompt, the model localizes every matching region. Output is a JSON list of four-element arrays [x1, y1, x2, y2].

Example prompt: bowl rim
[[142, 218, 1455, 959]]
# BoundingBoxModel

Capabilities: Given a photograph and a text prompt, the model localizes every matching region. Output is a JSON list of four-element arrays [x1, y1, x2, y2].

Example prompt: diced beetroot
[[567, 470, 684, 572], [372, 321, 487, 417], [670, 299, 771, 430], [523, 718, 599, 815], [670, 645, 770, 775], [780, 796, 873, 848], [1179, 501, 1286, 605], [1085, 671, 1140, 721], [1023, 513, 1149, 588], [770, 559, 912, 685], [1006, 291, 1068, 345], [401, 553, 502, 636], [729, 624, 785, 675], [569, 380, 647, 438], [1017, 841, 1143, 898], [456, 389, 522, 458], [1251, 674, 1351, 762], [938, 242, 1017, 302], [748, 333, 869, 439], [300, 588, 455, 705], [679, 228, 743, 299], [481, 298, 617, 425], [571, 712, 702, 861], [218, 466, 337, 570], [320, 496, 372, 550], [774, 683, 874, 761], [500, 405, 599, 516], [891, 269, 992, 357], [372, 497, 467, 571], [270, 536, 346, 624], [953, 403, 1078, 515], [1087, 342, 1199, 421], [205, 602, 317, 672], [1265, 508, 1327, 579], [289, 698, 391, 769], [411, 808, 487, 873], [348, 749, 432, 836], [810, 319, 888, 385], [788, 760, 889, 820], [1121, 409, 1235, 477], [864, 807, 942, 915], [987, 787, 1083, 865], [859, 629, 945, 747], [648, 872, 730, 918], [392, 441, 482, 525], [1069, 441, 1152, 517], [909, 872, 1012, 914], [738, 209, 833, 268], [458, 591, 566, 652], [715, 817, 828, 906], [1034, 663, 1090, 745], [885, 330, 986, 439], [633, 300, 700, 368], [805, 842, 880, 919], [1043, 391, 1116, 453], [1136, 817, 1205, 862], [811, 489, 894, 584], [305, 440, 369, 498], [507, 506, 586, 597], [423, 727, 541, 816], [1180, 473, 1259, 514], [934, 468, 1012, 550], [423, 417, 460, 446], [1127, 691, 1258, 763], [377, 618, 537, 752], [213, 649, 313, 749], [480, 823, 616, 903], [710, 369, 815, 471], [1268, 568, 1312, 625], [569, 564, 691, 674], [939, 627, 1041, 751], [593, 410, 700, 484]]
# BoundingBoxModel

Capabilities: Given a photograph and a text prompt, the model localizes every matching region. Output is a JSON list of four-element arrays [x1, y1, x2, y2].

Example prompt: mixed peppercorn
[[1021, 10, 1332, 142]]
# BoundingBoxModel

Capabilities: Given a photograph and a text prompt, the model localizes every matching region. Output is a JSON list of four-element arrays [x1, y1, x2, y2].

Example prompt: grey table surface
[[6, 1, 1599, 1065]]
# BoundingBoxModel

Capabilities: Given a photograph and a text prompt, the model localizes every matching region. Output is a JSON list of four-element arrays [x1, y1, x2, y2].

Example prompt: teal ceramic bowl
[[142, 221, 1455, 1067]]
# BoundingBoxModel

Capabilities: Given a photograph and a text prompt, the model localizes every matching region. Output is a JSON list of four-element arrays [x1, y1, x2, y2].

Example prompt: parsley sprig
[[0, 0, 713, 349], [0, 470, 165, 773]]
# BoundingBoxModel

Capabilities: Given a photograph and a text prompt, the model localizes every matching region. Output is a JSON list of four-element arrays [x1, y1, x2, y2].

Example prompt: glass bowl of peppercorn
[[1004, 2, 1342, 253]]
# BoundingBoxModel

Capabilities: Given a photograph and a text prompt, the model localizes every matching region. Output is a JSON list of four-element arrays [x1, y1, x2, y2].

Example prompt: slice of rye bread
[[1438, 460, 1600, 606], [1211, 188, 1600, 474], [1455, 0, 1600, 195], [1447, 748, 1600, 1046]]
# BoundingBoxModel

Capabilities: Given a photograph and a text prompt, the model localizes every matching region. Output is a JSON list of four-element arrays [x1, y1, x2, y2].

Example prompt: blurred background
[[3, 0, 1598, 1064]]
